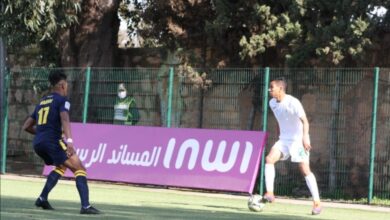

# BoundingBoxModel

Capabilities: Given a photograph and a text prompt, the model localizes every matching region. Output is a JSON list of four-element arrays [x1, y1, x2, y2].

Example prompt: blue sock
[[40, 169, 63, 200], [75, 170, 90, 208]]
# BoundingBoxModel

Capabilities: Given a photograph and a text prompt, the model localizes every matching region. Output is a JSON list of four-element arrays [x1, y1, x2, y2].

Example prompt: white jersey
[[269, 94, 306, 141]]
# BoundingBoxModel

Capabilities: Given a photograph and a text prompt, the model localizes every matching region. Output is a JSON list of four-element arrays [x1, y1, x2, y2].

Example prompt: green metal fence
[[267, 69, 373, 200], [86, 67, 165, 126], [1, 67, 389, 204], [374, 68, 390, 202]]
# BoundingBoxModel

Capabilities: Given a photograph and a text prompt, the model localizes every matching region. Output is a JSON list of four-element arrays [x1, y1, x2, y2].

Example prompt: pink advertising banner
[[43, 123, 268, 193]]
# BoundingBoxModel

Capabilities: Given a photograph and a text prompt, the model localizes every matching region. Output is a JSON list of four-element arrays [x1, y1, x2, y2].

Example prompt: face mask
[[118, 91, 127, 99]]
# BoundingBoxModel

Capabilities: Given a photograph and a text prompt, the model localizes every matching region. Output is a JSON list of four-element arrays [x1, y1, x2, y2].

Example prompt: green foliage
[[177, 63, 212, 90], [314, 16, 372, 65], [0, 0, 81, 65], [2, 0, 389, 67], [287, 0, 389, 66], [2, 0, 80, 42], [237, 0, 387, 66], [130, 0, 389, 66], [239, 4, 302, 60], [118, 0, 149, 47], [141, 0, 214, 49]]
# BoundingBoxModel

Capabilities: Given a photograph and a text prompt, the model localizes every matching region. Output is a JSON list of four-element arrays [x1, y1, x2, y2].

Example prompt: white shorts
[[272, 139, 309, 163]]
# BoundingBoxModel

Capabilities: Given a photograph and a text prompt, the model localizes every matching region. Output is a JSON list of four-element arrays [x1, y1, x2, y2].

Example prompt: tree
[[127, 0, 389, 67], [1, 0, 389, 67], [58, 0, 121, 67], [1, 0, 121, 67], [0, 0, 81, 66], [234, 0, 389, 66], [292, 0, 378, 66]]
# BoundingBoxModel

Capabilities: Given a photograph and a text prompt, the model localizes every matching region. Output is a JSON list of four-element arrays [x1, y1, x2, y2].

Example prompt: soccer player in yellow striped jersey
[[23, 70, 101, 214], [263, 77, 321, 215]]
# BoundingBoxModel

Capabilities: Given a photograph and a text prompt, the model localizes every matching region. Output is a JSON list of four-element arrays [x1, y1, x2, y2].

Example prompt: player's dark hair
[[48, 70, 67, 86], [271, 77, 287, 91]]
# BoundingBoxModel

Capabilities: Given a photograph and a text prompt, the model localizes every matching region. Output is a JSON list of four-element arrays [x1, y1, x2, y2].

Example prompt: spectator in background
[[113, 83, 140, 125]]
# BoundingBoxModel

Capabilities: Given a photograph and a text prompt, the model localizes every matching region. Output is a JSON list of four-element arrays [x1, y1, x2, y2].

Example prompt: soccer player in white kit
[[263, 77, 321, 215]]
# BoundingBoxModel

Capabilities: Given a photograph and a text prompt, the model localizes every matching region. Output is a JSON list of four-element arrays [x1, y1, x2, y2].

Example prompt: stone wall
[[343, 71, 390, 197], [4, 67, 390, 199]]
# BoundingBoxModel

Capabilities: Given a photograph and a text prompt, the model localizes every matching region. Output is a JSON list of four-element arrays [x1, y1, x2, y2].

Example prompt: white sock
[[305, 173, 320, 201], [265, 164, 275, 193]]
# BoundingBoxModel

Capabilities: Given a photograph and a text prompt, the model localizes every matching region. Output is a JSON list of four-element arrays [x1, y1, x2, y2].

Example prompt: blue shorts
[[34, 140, 68, 166]]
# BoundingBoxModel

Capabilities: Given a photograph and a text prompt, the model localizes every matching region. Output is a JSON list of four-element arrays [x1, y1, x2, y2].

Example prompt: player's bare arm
[[60, 111, 75, 157], [300, 115, 311, 151], [22, 117, 37, 135]]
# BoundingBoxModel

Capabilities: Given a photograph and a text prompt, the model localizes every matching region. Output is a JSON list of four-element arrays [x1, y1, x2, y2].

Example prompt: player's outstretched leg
[[35, 167, 65, 210], [263, 146, 282, 203], [64, 155, 101, 214], [304, 172, 321, 215], [263, 163, 276, 203], [74, 170, 101, 214], [300, 161, 322, 215]]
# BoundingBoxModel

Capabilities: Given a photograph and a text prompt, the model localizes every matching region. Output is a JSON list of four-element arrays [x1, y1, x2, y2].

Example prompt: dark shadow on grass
[[1, 196, 327, 220], [203, 204, 245, 212]]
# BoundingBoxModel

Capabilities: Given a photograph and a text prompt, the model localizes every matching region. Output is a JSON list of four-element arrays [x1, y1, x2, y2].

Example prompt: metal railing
[[1, 67, 389, 204]]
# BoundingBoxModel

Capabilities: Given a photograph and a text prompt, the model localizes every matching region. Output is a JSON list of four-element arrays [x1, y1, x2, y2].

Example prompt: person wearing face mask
[[113, 83, 140, 125]]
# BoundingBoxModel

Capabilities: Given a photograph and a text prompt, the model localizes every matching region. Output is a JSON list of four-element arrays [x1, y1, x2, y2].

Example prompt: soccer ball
[[247, 194, 265, 212]]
